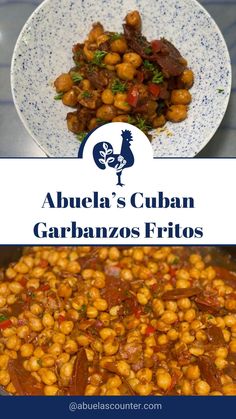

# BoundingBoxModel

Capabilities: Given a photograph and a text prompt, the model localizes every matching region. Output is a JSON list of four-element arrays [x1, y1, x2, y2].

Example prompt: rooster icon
[[93, 129, 134, 187]]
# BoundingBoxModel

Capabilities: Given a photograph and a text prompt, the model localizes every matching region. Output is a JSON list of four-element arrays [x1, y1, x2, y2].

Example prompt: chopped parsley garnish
[[144, 46, 152, 55], [71, 72, 83, 83], [152, 69, 164, 84], [81, 91, 92, 98], [0, 314, 8, 322], [135, 117, 152, 132], [111, 79, 127, 94], [76, 132, 88, 142], [54, 92, 64, 100], [110, 33, 122, 41], [96, 118, 106, 124], [92, 50, 107, 66], [79, 304, 87, 318], [217, 89, 224, 93], [143, 60, 155, 71], [171, 256, 180, 265]]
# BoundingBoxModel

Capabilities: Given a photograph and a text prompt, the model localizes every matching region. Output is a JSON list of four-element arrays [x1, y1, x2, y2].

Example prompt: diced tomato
[[20, 278, 27, 287], [58, 315, 66, 324], [39, 259, 48, 268], [151, 40, 162, 53], [39, 284, 50, 291], [148, 83, 160, 98], [145, 325, 155, 335], [127, 85, 139, 107], [0, 319, 12, 330]]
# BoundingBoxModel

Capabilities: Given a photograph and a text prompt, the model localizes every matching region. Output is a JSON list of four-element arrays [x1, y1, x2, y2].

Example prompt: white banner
[[0, 123, 235, 245]]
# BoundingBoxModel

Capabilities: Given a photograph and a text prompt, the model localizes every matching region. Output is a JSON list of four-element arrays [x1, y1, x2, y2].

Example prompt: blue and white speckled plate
[[11, 0, 231, 157]]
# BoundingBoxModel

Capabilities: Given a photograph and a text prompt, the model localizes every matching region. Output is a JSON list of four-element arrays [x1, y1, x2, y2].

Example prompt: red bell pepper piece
[[148, 83, 160, 98], [145, 325, 155, 335], [0, 319, 12, 330], [151, 40, 162, 53], [127, 85, 139, 107]]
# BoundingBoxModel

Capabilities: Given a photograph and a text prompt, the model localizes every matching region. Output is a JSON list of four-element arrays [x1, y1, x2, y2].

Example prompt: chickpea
[[8, 281, 23, 294], [44, 385, 59, 396], [0, 370, 10, 386], [29, 317, 43, 332], [186, 365, 200, 380], [101, 89, 114, 105], [104, 338, 119, 355], [96, 105, 117, 121], [28, 356, 41, 372], [106, 388, 121, 395], [161, 310, 178, 325], [123, 52, 142, 68], [21, 343, 34, 358], [116, 63, 136, 81], [135, 382, 153, 395], [77, 335, 90, 347], [104, 52, 121, 66], [184, 309, 196, 323], [195, 380, 210, 395], [41, 355, 55, 368], [156, 372, 172, 391], [6, 335, 21, 351], [0, 354, 9, 370], [96, 34, 110, 47], [125, 10, 141, 28], [62, 89, 77, 107], [111, 38, 128, 53], [229, 340, 236, 353], [181, 379, 192, 395], [30, 303, 43, 316], [87, 306, 98, 319], [39, 368, 57, 386], [93, 298, 108, 311], [85, 384, 98, 395], [166, 105, 187, 122], [215, 347, 228, 359], [48, 343, 62, 356], [114, 93, 131, 112], [83, 42, 95, 61], [60, 362, 73, 380], [60, 320, 74, 335], [222, 383, 236, 395], [171, 89, 192, 105], [109, 247, 120, 261], [178, 298, 191, 310], [180, 69, 194, 89], [153, 114, 166, 128], [64, 339, 78, 354], [88, 22, 104, 42], [53, 332, 66, 345], [54, 73, 73, 93], [58, 283, 72, 298], [215, 357, 227, 370], [116, 360, 131, 377], [42, 313, 54, 328], [136, 368, 152, 383], [0, 295, 6, 308]]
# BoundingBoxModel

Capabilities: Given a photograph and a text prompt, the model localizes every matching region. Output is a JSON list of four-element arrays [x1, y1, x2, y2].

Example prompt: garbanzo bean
[[114, 93, 131, 112], [62, 89, 78, 107], [21, 343, 34, 358], [171, 89, 192, 105], [166, 104, 187, 122], [54, 74, 73, 93], [125, 10, 142, 28], [195, 380, 210, 395], [116, 63, 136, 80], [179, 69, 194, 89], [110, 38, 128, 53], [156, 372, 172, 391], [38, 368, 57, 386], [88, 22, 104, 42], [101, 89, 114, 105], [104, 52, 121, 66], [96, 105, 117, 121], [123, 52, 142, 68]]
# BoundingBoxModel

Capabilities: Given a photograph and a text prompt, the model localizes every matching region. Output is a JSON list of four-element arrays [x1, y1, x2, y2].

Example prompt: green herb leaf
[[111, 79, 127, 94], [0, 314, 8, 322], [81, 91, 92, 98], [79, 304, 87, 318], [110, 33, 122, 41], [144, 47, 152, 55], [152, 69, 164, 84], [143, 60, 155, 71], [127, 115, 136, 125], [171, 257, 179, 265], [71, 72, 83, 83], [54, 92, 64, 100], [135, 116, 152, 132], [217, 89, 224, 93], [76, 132, 88, 142], [96, 118, 106, 124], [92, 50, 107, 66], [37, 359, 42, 367]]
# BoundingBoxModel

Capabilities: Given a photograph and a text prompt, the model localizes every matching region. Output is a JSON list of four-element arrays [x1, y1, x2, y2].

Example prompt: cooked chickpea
[[114, 93, 131, 112], [0, 295, 6, 308], [83, 42, 95, 61], [153, 114, 166, 128], [6, 335, 21, 351], [136, 368, 152, 383], [60, 362, 73, 380], [96, 105, 117, 121], [39, 368, 57, 386], [171, 89, 192, 105], [0, 370, 10, 386], [125, 10, 141, 28], [54, 73, 73, 93], [42, 313, 55, 328], [123, 52, 142, 68], [41, 355, 55, 368], [48, 343, 62, 356], [8, 281, 23, 294], [156, 372, 172, 391], [166, 104, 187, 122], [64, 339, 78, 354], [29, 317, 43, 332], [104, 339, 119, 355], [44, 385, 59, 396], [21, 343, 34, 358], [222, 384, 236, 395], [0, 354, 9, 370], [116, 63, 136, 81], [87, 306, 98, 319], [135, 382, 153, 395], [116, 360, 131, 377], [88, 22, 104, 42], [195, 380, 210, 395], [161, 311, 178, 325], [53, 332, 66, 345], [93, 298, 108, 311], [181, 379, 192, 395], [229, 340, 236, 352], [180, 69, 194, 89], [30, 303, 43, 316], [101, 89, 114, 105], [62, 89, 77, 107], [111, 38, 128, 53], [186, 365, 200, 380], [60, 320, 74, 335], [28, 356, 41, 372], [104, 52, 121, 66]]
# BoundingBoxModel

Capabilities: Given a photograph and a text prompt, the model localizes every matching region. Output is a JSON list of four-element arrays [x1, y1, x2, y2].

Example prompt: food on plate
[[0, 246, 236, 396], [53, 11, 194, 141]]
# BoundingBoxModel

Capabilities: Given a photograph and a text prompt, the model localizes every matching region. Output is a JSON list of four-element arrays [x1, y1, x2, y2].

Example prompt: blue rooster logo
[[93, 129, 134, 186]]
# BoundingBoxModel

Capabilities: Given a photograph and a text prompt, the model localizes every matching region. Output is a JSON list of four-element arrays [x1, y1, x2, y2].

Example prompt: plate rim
[[10, 0, 232, 158]]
